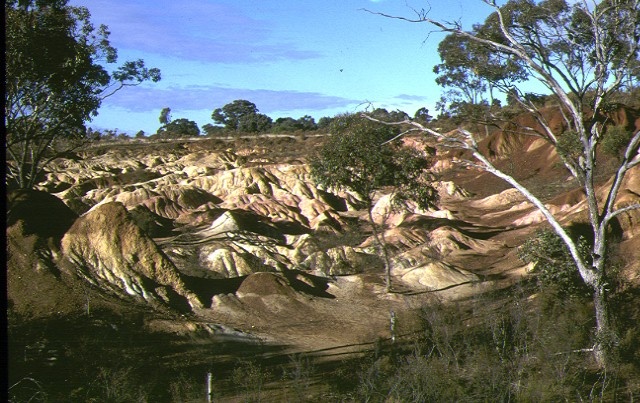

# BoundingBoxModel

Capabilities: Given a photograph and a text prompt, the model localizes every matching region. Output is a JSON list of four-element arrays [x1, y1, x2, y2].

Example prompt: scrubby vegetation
[[8, 280, 640, 402], [518, 227, 593, 298], [343, 287, 640, 402]]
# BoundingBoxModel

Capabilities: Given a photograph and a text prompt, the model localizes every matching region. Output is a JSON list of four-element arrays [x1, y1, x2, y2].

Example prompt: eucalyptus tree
[[211, 99, 260, 131], [237, 112, 273, 133], [272, 117, 301, 133], [297, 115, 318, 131], [310, 114, 438, 292], [159, 107, 172, 125], [365, 0, 640, 367], [5, 0, 161, 190], [158, 118, 200, 138], [413, 107, 433, 124]]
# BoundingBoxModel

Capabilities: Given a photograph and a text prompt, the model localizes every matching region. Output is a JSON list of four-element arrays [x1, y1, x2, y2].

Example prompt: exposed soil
[[7, 113, 640, 400]]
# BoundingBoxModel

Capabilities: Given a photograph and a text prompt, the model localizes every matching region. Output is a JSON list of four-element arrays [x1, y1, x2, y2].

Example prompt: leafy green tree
[[310, 114, 438, 292], [201, 123, 225, 137], [158, 118, 200, 137], [413, 107, 432, 124], [272, 115, 317, 133], [602, 125, 634, 157], [272, 117, 300, 133], [296, 115, 317, 131], [518, 228, 592, 298], [5, 0, 161, 189], [85, 128, 102, 141], [237, 112, 273, 133], [433, 23, 525, 107], [370, 108, 409, 122], [367, 0, 640, 367], [317, 116, 334, 131], [211, 99, 259, 131], [158, 107, 171, 125]]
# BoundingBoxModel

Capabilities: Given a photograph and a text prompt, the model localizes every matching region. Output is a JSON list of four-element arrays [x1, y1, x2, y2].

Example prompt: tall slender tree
[[365, 0, 640, 367], [159, 107, 172, 125], [311, 114, 438, 292]]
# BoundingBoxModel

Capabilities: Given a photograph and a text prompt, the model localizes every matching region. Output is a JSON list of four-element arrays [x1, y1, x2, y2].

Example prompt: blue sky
[[69, 0, 499, 135]]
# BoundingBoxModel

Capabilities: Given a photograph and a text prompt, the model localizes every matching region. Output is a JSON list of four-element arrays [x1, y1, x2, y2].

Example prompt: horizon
[[68, 0, 505, 135]]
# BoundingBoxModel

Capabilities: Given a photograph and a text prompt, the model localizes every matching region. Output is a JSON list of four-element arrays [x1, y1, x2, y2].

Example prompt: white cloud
[[101, 84, 361, 114], [71, 0, 321, 63]]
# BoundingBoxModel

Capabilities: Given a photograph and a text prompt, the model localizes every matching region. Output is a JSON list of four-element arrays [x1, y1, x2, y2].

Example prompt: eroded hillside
[[8, 119, 640, 357]]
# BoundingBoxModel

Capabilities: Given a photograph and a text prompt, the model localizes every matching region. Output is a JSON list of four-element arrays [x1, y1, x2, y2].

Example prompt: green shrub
[[601, 125, 632, 156], [281, 353, 315, 401], [231, 359, 271, 402], [517, 228, 591, 297], [557, 130, 583, 159]]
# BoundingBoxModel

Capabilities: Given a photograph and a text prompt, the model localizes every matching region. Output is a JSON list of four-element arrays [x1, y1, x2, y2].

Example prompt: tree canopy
[[158, 118, 200, 138], [237, 112, 273, 133], [158, 107, 172, 125], [311, 114, 436, 209], [211, 100, 259, 131], [272, 115, 318, 133], [311, 114, 438, 291], [5, 0, 161, 189]]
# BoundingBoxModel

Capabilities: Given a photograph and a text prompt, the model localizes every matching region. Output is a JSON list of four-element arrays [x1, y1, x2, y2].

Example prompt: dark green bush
[[556, 130, 583, 159], [601, 125, 632, 156], [517, 228, 592, 297]]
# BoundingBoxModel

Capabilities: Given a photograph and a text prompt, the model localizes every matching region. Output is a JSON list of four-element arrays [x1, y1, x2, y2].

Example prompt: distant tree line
[[86, 86, 640, 142], [141, 99, 443, 139], [93, 85, 637, 141]]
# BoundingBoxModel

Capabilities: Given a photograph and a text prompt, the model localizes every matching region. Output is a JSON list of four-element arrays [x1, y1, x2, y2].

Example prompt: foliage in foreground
[[518, 227, 593, 298], [368, 0, 640, 369], [5, 0, 161, 190], [8, 281, 640, 402], [346, 288, 640, 402]]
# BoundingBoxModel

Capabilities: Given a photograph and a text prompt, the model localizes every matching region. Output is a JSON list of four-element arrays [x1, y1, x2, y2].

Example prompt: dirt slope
[[7, 108, 640, 356]]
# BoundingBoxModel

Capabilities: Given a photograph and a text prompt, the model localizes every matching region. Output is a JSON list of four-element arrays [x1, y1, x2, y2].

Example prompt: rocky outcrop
[[199, 246, 270, 278], [397, 261, 479, 290], [103, 185, 221, 219], [60, 202, 201, 311], [7, 190, 83, 317], [236, 272, 298, 298], [301, 246, 377, 276], [24, 131, 636, 319]]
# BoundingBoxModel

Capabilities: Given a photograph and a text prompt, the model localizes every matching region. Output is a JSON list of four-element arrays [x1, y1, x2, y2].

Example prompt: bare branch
[[602, 131, 640, 225], [609, 203, 640, 220], [381, 128, 424, 145]]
